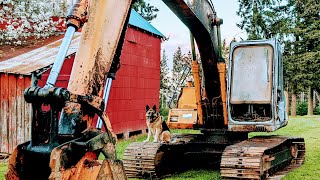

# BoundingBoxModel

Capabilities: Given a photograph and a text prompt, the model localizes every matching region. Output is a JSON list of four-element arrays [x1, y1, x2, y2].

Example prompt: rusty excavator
[[6, 0, 305, 179]]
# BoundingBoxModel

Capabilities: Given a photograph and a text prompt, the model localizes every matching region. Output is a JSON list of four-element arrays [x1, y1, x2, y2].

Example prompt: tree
[[160, 49, 170, 108], [132, 0, 159, 22], [169, 47, 192, 107], [237, 0, 284, 40], [0, 0, 67, 45], [160, 49, 170, 89]]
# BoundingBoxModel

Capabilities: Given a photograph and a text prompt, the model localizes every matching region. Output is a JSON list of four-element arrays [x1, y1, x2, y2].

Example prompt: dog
[[143, 105, 171, 143]]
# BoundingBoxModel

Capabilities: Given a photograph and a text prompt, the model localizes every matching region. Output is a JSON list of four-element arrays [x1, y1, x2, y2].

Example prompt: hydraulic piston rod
[[97, 78, 113, 129], [45, 26, 76, 87]]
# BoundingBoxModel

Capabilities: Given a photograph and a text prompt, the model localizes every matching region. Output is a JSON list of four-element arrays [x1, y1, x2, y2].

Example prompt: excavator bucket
[[6, 138, 127, 180]]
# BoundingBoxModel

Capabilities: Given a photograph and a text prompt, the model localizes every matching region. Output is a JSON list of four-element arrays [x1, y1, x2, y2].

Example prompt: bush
[[296, 101, 308, 115], [160, 107, 169, 120], [314, 105, 320, 115]]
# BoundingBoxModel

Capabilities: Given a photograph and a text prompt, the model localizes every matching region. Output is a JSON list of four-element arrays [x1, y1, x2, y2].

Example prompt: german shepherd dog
[[143, 105, 171, 143]]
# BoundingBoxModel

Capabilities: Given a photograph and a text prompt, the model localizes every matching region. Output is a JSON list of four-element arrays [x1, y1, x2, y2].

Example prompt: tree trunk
[[285, 90, 290, 116], [291, 93, 297, 117], [308, 87, 314, 115]]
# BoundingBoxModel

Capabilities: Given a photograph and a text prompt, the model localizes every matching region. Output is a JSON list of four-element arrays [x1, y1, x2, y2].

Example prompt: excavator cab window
[[229, 44, 274, 122]]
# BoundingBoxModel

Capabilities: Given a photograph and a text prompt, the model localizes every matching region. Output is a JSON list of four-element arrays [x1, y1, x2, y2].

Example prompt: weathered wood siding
[[0, 73, 31, 154]]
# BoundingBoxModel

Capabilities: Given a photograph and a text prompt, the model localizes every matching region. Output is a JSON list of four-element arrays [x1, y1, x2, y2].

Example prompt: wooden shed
[[0, 9, 164, 154]]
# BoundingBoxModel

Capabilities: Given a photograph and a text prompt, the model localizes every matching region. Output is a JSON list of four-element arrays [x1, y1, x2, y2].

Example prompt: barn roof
[[129, 9, 164, 38], [0, 9, 163, 75], [0, 34, 81, 75]]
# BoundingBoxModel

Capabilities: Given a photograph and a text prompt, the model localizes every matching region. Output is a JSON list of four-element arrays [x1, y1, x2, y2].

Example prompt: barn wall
[[108, 28, 161, 134], [0, 73, 32, 154], [38, 27, 161, 135]]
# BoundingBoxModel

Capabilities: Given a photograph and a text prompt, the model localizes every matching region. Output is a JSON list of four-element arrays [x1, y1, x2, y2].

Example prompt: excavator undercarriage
[[123, 134, 305, 179]]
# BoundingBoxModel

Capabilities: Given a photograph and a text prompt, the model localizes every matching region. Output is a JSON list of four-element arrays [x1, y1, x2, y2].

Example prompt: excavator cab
[[227, 39, 288, 132]]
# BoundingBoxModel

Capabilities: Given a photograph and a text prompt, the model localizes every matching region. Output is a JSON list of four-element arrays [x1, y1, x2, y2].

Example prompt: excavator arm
[[163, 0, 228, 127], [6, 0, 133, 179]]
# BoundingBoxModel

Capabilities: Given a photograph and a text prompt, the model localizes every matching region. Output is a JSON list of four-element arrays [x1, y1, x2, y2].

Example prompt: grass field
[[0, 116, 319, 180]]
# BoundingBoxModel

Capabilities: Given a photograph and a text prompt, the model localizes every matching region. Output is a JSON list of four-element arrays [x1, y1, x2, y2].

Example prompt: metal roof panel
[[0, 33, 81, 75], [129, 9, 164, 38]]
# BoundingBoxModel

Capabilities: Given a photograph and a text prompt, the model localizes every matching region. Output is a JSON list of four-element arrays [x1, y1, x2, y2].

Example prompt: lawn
[[1, 116, 319, 180]]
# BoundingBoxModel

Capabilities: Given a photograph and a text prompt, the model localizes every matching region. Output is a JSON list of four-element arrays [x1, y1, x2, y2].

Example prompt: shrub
[[160, 107, 169, 120], [296, 101, 308, 115], [314, 105, 320, 115]]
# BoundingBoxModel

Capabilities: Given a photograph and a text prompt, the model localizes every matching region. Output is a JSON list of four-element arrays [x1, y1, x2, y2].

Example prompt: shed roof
[[0, 9, 163, 75], [0, 34, 81, 75], [129, 10, 164, 38]]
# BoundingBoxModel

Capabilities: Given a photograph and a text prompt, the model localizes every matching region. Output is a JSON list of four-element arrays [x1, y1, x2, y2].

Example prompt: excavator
[[5, 0, 305, 180]]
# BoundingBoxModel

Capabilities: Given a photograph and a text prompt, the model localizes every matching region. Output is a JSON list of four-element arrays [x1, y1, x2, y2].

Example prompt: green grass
[[251, 116, 320, 180], [1, 116, 319, 180], [0, 163, 7, 180]]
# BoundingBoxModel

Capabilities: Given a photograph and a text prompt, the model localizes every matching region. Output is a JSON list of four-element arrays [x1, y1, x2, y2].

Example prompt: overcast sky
[[148, 0, 248, 68]]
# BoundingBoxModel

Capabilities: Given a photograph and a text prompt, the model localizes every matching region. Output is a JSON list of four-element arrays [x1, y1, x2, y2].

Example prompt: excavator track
[[220, 136, 305, 179], [123, 142, 162, 178]]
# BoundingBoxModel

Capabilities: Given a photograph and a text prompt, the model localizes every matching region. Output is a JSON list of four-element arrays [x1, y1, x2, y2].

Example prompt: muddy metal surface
[[220, 136, 305, 179]]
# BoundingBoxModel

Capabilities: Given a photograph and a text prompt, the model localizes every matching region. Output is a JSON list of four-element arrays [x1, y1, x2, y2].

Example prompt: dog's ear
[[152, 105, 156, 112], [146, 105, 150, 112]]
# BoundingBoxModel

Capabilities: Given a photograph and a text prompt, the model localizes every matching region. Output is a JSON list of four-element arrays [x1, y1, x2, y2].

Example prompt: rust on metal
[[67, 0, 89, 29], [191, 60, 204, 125], [123, 142, 161, 178], [167, 108, 197, 129], [220, 136, 305, 179], [229, 124, 275, 132], [67, 0, 133, 96], [217, 62, 228, 126]]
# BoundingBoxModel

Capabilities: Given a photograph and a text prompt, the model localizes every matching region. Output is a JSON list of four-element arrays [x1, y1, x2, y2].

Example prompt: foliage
[[237, 0, 320, 114], [160, 49, 170, 90], [0, 0, 67, 46], [159, 107, 169, 119], [170, 47, 192, 107], [0, 163, 7, 180], [314, 106, 320, 115], [236, 0, 283, 40], [132, 0, 159, 22], [296, 101, 308, 115]]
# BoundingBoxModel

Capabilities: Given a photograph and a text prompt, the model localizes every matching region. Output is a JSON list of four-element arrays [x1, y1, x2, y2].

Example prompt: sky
[[148, 0, 248, 68]]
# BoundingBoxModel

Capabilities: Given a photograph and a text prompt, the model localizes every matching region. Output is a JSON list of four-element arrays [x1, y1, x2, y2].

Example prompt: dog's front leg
[[153, 128, 160, 143], [143, 128, 151, 142]]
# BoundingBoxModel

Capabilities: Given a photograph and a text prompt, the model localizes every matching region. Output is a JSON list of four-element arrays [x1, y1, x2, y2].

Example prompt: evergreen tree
[[170, 47, 190, 107], [160, 49, 170, 90], [160, 49, 170, 108], [237, 0, 281, 39], [132, 0, 159, 22]]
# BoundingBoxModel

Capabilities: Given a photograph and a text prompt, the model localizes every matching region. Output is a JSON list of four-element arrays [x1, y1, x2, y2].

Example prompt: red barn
[[0, 10, 164, 154]]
